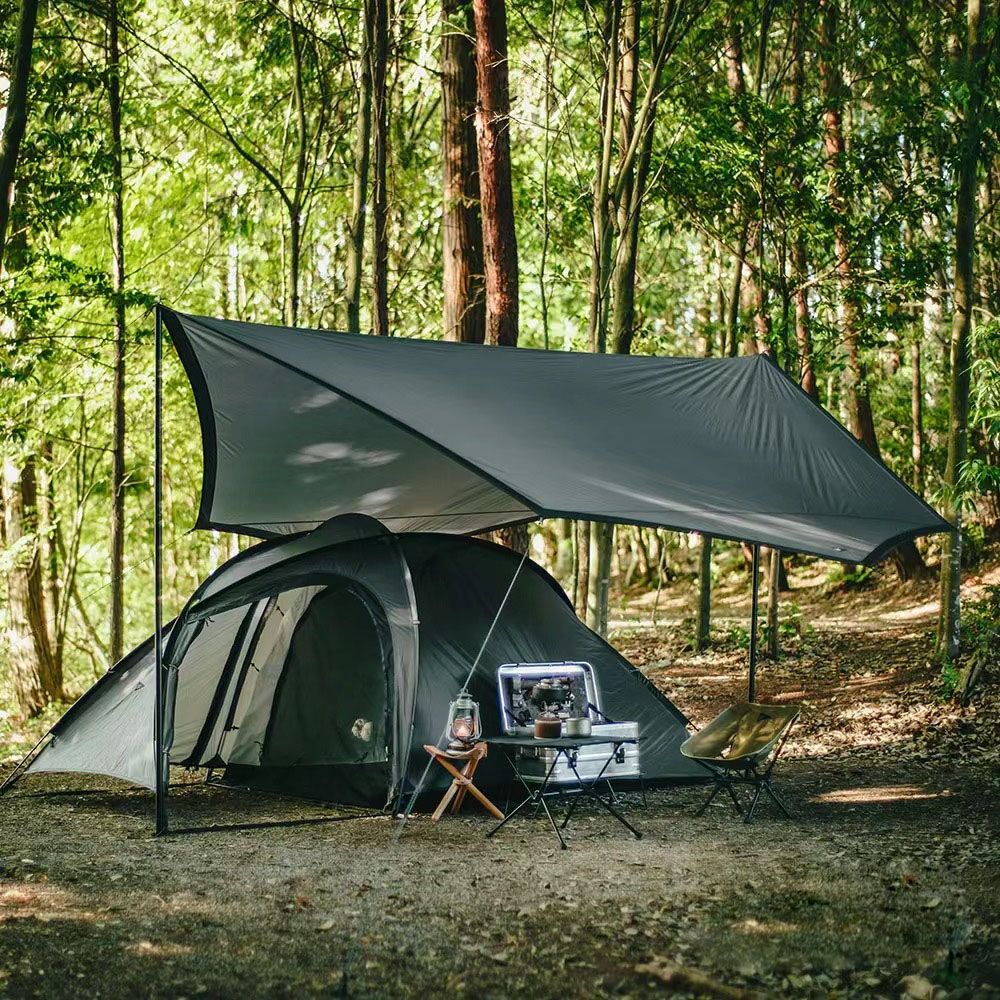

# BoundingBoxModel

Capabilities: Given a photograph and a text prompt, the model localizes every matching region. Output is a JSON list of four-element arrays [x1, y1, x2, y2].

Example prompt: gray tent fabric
[[24, 630, 164, 789], [23, 520, 700, 802], [163, 309, 950, 564]]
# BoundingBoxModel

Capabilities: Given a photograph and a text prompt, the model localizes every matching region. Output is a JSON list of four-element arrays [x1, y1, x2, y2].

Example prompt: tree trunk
[[589, 523, 613, 634], [575, 520, 591, 620], [723, 20, 747, 358], [107, 0, 127, 665], [473, 0, 518, 346], [789, 0, 816, 397], [695, 534, 712, 651], [819, 0, 925, 582], [724, 8, 771, 357], [819, 0, 877, 454], [442, 0, 485, 342], [766, 546, 780, 658], [371, 0, 390, 336], [0, 0, 39, 275], [3, 457, 62, 716], [345, 0, 375, 334], [490, 523, 528, 553], [912, 337, 924, 494], [590, 0, 638, 637], [287, 0, 307, 327], [938, 0, 989, 660], [39, 439, 64, 675], [587, 0, 621, 355], [610, 0, 644, 357]]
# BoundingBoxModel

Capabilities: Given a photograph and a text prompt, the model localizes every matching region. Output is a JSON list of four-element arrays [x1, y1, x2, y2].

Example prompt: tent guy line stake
[[391, 546, 530, 844]]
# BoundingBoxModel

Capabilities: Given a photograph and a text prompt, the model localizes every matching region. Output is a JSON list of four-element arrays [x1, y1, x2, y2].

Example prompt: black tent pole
[[748, 542, 760, 703], [154, 302, 168, 836]]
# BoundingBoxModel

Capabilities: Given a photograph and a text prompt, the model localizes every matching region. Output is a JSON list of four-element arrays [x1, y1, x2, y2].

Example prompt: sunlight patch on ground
[[124, 940, 194, 958], [881, 601, 940, 621], [733, 917, 799, 936], [0, 883, 96, 924], [810, 785, 952, 805]]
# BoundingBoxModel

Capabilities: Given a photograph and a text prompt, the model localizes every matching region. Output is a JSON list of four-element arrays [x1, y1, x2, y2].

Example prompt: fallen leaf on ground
[[636, 956, 758, 999]]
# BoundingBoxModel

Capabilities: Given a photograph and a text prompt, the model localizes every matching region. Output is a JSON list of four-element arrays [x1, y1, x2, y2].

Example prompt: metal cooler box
[[495, 662, 641, 785]]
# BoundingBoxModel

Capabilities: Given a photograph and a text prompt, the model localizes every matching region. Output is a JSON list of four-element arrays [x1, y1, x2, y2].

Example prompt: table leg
[[567, 752, 642, 840], [560, 743, 617, 829], [487, 748, 567, 850], [533, 750, 568, 850], [486, 750, 539, 837]]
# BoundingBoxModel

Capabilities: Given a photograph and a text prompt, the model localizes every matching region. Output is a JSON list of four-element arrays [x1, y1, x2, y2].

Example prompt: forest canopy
[[1, 0, 998, 719]]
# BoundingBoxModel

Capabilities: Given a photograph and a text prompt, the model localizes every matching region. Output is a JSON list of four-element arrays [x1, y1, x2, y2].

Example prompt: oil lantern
[[447, 689, 481, 751]]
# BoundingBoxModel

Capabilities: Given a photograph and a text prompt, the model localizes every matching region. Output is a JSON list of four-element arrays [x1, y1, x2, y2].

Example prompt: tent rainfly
[[162, 309, 949, 563]]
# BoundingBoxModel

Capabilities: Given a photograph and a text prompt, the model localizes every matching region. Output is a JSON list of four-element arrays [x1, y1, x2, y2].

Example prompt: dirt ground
[[1, 563, 998, 999]]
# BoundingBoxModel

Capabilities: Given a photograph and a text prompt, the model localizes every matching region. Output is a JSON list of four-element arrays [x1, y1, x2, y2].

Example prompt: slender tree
[[285, 0, 308, 326], [587, 0, 620, 355], [0, 0, 39, 275], [2, 457, 62, 716], [441, 0, 484, 342], [593, 0, 703, 631], [912, 337, 924, 494], [371, 0, 390, 336], [695, 534, 712, 650], [939, 0, 992, 659], [473, 0, 518, 346], [107, 0, 127, 664], [818, 0, 875, 452], [345, 0, 374, 334], [819, 0, 925, 581], [789, 0, 816, 397]]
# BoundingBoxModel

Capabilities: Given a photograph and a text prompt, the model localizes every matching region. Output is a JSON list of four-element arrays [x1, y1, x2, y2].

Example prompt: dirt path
[[1, 579, 998, 999]]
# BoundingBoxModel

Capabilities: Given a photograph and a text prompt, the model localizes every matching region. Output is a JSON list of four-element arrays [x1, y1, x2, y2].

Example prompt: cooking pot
[[529, 679, 570, 707], [563, 717, 592, 738], [533, 716, 562, 739]]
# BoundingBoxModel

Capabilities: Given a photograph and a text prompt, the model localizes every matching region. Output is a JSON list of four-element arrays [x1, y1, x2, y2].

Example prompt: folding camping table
[[485, 734, 642, 849]]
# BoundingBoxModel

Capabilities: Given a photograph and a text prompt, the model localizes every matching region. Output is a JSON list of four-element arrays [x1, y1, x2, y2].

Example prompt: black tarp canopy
[[163, 309, 950, 564]]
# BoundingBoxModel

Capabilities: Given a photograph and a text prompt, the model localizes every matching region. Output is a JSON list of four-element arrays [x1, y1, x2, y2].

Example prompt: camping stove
[[496, 662, 640, 785]]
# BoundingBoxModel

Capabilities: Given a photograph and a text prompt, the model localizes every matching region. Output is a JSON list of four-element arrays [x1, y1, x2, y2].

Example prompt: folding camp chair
[[680, 702, 800, 824]]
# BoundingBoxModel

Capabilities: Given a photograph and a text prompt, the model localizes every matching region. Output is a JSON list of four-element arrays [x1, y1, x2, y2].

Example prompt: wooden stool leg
[[432, 778, 461, 821], [424, 744, 503, 821], [451, 755, 480, 812]]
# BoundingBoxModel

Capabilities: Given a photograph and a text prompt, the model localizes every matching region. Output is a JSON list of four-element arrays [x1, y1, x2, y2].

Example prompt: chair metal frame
[[682, 704, 800, 824]]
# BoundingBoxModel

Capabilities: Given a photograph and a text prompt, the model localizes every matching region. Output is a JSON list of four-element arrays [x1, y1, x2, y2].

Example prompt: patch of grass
[[825, 564, 875, 589], [725, 624, 751, 650], [938, 660, 960, 700]]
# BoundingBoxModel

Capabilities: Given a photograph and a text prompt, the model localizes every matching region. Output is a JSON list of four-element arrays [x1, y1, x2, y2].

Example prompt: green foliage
[[959, 585, 1000, 662], [1, 0, 998, 717], [825, 564, 875, 589], [938, 660, 961, 700]]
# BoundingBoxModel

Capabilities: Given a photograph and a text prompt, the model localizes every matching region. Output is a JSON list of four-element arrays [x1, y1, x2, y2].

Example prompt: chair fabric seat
[[681, 703, 800, 769]]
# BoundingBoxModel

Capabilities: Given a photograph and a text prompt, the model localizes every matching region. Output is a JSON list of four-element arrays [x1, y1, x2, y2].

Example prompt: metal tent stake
[[154, 303, 168, 836], [748, 542, 760, 703]]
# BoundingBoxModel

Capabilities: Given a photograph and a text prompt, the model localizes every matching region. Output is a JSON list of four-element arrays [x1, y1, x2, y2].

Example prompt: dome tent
[[18, 515, 699, 808]]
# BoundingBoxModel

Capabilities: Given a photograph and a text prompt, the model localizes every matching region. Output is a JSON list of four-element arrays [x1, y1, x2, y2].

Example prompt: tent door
[[260, 582, 392, 768]]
